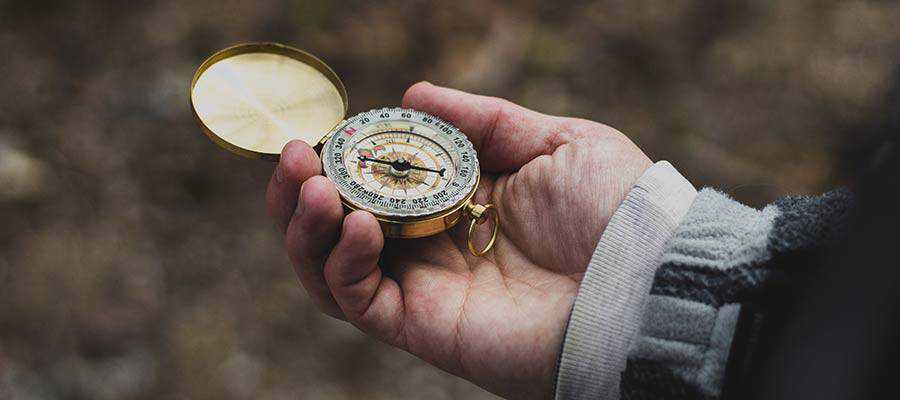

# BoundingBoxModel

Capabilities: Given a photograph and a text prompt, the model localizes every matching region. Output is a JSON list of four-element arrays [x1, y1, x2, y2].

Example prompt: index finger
[[266, 140, 322, 234], [401, 82, 578, 172]]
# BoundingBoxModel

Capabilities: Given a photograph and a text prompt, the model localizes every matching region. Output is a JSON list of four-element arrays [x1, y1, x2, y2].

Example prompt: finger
[[285, 175, 345, 319], [266, 140, 322, 234], [401, 81, 581, 171], [324, 211, 405, 345]]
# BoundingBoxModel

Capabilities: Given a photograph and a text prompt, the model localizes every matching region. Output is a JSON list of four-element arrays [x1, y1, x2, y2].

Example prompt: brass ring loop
[[467, 203, 499, 256]]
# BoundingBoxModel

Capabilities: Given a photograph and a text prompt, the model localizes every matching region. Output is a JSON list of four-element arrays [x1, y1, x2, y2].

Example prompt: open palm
[[266, 82, 651, 399]]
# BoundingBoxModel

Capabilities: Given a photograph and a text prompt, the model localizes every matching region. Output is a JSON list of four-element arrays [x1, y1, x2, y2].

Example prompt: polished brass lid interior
[[190, 43, 348, 160]]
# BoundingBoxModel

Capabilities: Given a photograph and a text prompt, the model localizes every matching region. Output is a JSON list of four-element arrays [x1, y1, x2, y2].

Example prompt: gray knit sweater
[[554, 162, 853, 400]]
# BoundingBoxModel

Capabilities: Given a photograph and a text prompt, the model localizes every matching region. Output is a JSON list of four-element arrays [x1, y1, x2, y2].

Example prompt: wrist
[[555, 161, 697, 399]]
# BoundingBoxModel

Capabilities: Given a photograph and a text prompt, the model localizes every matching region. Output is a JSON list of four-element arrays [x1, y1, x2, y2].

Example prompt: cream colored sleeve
[[555, 161, 698, 400]]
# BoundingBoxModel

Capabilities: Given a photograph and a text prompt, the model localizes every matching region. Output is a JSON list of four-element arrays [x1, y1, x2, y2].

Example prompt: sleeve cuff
[[555, 161, 698, 400]]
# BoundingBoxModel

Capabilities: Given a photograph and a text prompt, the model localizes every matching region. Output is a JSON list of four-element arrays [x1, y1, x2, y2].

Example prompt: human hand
[[265, 82, 651, 399]]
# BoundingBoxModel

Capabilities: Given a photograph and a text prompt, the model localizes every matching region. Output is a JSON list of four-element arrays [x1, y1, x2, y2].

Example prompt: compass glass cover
[[322, 108, 479, 218]]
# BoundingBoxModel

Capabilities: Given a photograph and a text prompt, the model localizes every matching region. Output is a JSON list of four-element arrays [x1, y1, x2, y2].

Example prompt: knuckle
[[485, 97, 529, 135]]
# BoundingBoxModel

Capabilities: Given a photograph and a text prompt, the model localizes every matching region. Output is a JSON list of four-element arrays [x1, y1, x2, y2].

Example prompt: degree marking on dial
[[326, 111, 478, 217]]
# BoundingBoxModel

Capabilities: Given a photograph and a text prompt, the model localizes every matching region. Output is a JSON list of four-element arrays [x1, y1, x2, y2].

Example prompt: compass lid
[[190, 42, 348, 161]]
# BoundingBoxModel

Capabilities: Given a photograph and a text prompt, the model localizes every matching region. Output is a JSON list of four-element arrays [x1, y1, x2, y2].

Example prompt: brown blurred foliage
[[1, 1, 898, 399]]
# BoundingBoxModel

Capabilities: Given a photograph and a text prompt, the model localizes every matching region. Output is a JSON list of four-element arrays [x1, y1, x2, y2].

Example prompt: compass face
[[322, 108, 479, 218]]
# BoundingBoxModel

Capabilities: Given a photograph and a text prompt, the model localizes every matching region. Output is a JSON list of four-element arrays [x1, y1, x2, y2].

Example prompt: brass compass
[[190, 42, 499, 256]]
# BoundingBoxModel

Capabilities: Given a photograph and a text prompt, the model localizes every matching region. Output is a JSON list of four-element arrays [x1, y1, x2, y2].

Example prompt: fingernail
[[295, 185, 308, 218], [275, 164, 285, 183]]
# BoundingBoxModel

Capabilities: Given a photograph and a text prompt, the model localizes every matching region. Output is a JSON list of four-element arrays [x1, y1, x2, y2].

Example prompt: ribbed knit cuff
[[555, 161, 697, 400]]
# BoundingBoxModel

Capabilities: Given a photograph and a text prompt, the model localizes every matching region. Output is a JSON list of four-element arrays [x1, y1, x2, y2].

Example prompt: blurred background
[[1, 1, 898, 399]]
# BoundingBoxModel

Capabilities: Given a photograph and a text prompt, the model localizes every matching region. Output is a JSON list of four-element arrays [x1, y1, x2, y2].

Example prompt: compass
[[190, 42, 499, 256]]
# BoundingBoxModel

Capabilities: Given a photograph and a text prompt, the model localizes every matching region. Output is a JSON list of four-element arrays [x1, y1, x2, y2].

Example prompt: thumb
[[401, 81, 585, 172]]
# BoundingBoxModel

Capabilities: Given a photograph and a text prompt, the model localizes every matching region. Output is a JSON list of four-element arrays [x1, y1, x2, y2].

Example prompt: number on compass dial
[[322, 108, 479, 218], [352, 130, 451, 197]]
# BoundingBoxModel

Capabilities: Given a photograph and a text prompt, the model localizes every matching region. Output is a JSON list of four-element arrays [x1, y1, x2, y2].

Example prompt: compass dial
[[322, 108, 479, 218]]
